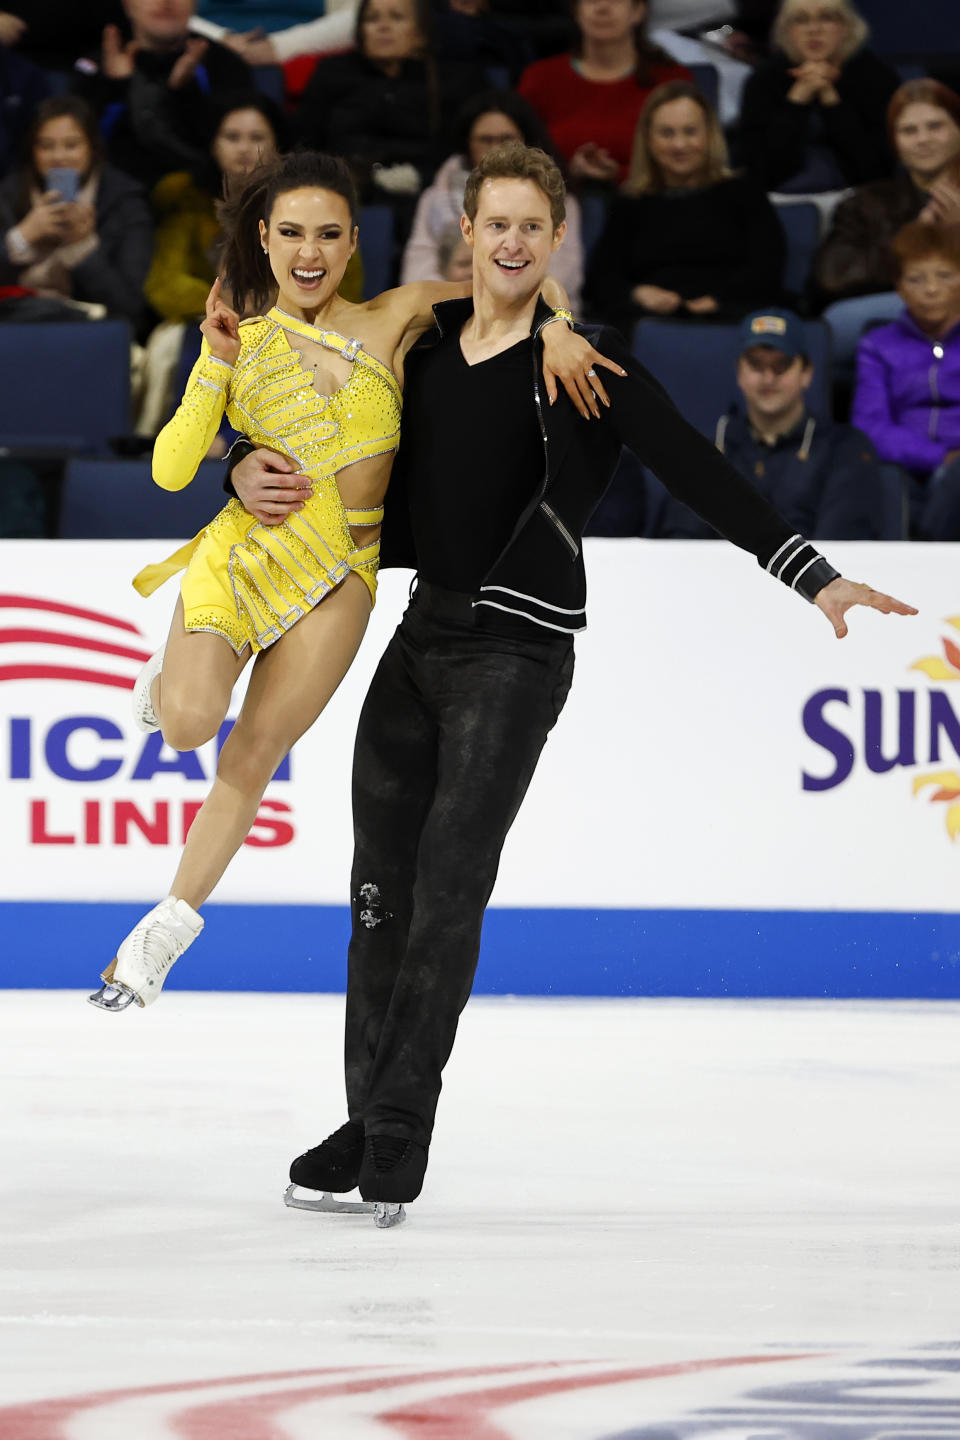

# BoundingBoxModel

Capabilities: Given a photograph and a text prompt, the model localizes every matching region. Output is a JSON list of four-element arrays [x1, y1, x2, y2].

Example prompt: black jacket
[[647, 407, 886, 540], [738, 48, 899, 192], [295, 51, 487, 193], [585, 174, 785, 327], [75, 41, 252, 192], [378, 297, 838, 631]]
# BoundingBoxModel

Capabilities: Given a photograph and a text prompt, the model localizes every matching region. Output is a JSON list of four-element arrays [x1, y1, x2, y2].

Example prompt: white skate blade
[[283, 1183, 374, 1215], [87, 982, 141, 1012], [283, 1185, 407, 1227], [374, 1203, 406, 1229]]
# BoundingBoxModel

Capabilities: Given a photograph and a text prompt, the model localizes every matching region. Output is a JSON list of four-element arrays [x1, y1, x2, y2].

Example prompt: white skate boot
[[88, 896, 203, 1012], [131, 645, 165, 733]]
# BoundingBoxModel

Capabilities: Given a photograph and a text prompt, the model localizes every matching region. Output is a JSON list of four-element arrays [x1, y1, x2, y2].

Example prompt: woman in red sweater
[[517, 0, 690, 186]]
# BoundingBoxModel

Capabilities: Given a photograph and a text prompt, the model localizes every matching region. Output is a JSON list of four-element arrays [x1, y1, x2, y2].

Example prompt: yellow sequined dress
[[133, 306, 402, 654]]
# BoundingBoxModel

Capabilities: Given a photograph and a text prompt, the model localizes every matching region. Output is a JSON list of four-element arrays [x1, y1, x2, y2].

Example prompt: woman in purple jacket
[[852, 220, 960, 538]]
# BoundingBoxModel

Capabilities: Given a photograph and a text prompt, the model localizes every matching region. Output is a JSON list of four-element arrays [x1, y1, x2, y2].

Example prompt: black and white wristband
[[222, 436, 255, 497], [764, 534, 840, 604]]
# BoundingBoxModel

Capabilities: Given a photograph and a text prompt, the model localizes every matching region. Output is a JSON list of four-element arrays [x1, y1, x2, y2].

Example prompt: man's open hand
[[815, 577, 918, 638]]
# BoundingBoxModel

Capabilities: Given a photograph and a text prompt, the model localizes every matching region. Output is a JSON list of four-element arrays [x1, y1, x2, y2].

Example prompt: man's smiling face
[[461, 177, 565, 304]]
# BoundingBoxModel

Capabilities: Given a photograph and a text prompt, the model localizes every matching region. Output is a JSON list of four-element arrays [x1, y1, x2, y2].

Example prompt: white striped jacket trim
[[478, 584, 586, 617], [473, 599, 586, 634], [765, 533, 803, 576]]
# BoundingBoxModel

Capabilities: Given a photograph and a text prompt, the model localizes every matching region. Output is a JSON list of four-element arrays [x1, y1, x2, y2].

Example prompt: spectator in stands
[[585, 81, 784, 327], [0, 27, 52, 179], [145, 93, 286, 327], [435, 224, 473, 280], [647, 308, 886, 538], [294, 0, 487, 207], [400, 89, 584, 309], [737, 0, 898, 194], [216, 0, 528, 76], [76, 0, 252, 192], [812, 79, 960, 364], [1, 1, 125, 76], [0, 94, 153, 326], [517, 0, 690, 187], [852, 221, 960, 540]]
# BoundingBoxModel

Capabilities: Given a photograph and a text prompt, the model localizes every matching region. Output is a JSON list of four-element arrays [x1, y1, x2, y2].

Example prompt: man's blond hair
[[463, 142, 566, 233]]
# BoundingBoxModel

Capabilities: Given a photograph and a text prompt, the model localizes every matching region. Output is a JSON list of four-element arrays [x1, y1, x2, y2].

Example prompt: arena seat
[[632, 317, 832, 435], [876, 463, 910, 540], [579, 193, 610, 266], [358, 205, 395, 299], [0, 321, 131, 456], [687, 62, 719, 111], [859, 0, 957, 56], [58, 459, 226, 540], [772, 199, 821, 301]]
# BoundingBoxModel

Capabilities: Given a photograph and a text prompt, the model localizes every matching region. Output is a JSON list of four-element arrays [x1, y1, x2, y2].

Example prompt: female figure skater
[[89, 148, 601, 1012]]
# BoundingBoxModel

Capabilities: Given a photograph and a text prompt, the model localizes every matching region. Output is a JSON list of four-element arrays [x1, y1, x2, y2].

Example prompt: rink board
[[2, 537, 960, 998], [4, 900, 960, 997]]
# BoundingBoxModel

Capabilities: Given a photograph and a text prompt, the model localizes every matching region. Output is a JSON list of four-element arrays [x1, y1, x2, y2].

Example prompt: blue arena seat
[[58, 459, 227, 539], [0, 321, 131, 456], [251, 65, 285, 104], [858, 0, 957, 56], [772, 199, 821, 301], [579, 193, 610, 266], [632, 317, 833, 435], [876, 463, 909, 541], [358, 205, 395, 299], [687, 62, 719, 111]]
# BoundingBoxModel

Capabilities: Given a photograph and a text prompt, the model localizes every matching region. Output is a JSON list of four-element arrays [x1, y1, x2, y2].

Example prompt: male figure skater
[[230, 143, 915, 1215]]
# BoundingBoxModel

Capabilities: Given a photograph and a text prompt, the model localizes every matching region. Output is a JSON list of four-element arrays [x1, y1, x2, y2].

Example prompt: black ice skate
[[358, 1134, 428, 1219], [283, 1120, 407, 1228]]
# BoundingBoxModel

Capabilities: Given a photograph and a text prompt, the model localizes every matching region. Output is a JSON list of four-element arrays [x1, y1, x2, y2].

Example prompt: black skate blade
[[283, 1183, 375, 1215], [87, 983, 139, 1012]]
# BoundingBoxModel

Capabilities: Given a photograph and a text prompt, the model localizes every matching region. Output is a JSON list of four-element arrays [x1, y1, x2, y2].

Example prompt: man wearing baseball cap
[[653, 308, 891, 539]]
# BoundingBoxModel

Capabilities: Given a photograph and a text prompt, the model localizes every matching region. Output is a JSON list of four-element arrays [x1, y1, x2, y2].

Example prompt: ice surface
[[1, 992, 959, 1437]]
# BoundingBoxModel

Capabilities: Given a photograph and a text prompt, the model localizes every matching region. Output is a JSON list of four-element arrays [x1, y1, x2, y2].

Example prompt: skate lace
[[140, 918, 186, 978], [368, 1135, 410, 1171]]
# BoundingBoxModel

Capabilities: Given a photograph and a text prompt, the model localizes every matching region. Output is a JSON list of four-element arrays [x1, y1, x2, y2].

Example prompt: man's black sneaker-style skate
[[358, 1134, 428, 1204], [289, 1120, 365, 1193]]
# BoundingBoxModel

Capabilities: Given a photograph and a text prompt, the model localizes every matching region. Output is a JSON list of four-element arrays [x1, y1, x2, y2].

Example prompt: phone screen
[[45, 168, 80, 203]]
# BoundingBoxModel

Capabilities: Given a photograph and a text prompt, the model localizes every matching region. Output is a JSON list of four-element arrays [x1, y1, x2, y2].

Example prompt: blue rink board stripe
[[3, 902, 960, 998]]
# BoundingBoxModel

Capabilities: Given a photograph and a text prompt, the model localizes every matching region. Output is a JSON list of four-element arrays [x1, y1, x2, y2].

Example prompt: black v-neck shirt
[[400, 327, 543, 593]]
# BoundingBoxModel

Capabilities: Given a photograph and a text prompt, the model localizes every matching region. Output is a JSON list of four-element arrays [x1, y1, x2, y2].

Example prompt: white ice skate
[[131, 645, 165, 733], [283, 1185, 405, 1229], [87, 896, 203, 1012]]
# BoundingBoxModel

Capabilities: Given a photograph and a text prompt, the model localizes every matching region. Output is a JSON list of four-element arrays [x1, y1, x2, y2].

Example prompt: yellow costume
[[133, 306, 402, 654]]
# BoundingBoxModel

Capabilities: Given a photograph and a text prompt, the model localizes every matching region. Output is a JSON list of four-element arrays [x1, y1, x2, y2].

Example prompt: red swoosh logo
[[0, 594, 142, 636], [0, 628, 150, 663], [0, 665, 134, 689]]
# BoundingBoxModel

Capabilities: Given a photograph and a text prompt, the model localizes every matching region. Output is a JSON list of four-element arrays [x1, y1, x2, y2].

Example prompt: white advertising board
[[0, 538, 956, 913]]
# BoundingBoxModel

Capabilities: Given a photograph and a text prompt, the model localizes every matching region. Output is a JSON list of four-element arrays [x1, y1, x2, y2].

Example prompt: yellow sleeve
[[152, 342, 233, 492]]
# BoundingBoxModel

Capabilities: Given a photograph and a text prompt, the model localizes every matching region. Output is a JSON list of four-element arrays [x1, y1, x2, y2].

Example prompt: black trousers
[[343, 581, 575, 1145]]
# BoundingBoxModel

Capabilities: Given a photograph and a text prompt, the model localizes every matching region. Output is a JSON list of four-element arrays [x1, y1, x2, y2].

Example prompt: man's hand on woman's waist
[[231, 447, 312, 526]]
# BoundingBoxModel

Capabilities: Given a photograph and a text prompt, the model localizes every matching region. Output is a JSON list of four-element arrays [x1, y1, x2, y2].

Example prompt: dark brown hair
[[219, 151, 359, 314], [463, 142, 566, 232], [24, 95, 103, 186], [569, 0, 674, 88]]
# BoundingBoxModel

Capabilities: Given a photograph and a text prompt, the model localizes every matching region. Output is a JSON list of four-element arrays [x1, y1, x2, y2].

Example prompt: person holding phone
[[0, 94, 153, 327]]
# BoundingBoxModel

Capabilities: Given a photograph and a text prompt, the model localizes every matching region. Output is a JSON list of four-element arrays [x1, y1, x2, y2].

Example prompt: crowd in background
[[1, 0, 959, 542]]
